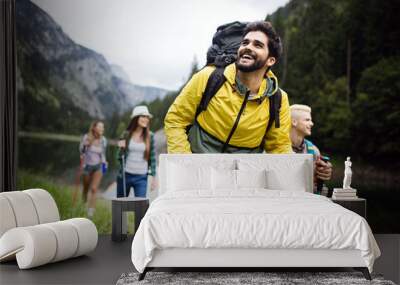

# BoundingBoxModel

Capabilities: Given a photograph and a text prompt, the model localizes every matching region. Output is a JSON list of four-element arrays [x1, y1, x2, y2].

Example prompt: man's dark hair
[[243, 21, 283, 61]]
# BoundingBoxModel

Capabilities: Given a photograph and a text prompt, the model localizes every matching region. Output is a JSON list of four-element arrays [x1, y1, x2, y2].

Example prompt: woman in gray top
[[117, 106, 157, 198], [79, 120, 107, 217]]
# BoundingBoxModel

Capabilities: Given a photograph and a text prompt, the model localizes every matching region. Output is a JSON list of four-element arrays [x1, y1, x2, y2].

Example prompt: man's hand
[[118, 140, 126, 148], [315, 159, 332, 181]]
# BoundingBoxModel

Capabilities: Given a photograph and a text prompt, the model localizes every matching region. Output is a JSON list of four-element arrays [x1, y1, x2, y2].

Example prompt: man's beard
[[235, 50, 268, 72]]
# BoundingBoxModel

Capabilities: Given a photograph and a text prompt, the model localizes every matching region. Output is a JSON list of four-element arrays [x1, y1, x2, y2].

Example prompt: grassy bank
[[17, 171, 113, 234]]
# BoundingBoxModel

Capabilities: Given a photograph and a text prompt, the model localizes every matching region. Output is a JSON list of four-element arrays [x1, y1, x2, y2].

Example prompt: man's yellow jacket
[[164, 63, 292, 154]]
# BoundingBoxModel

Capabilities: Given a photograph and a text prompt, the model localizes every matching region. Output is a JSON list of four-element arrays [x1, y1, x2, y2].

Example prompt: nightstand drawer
[[331, 198, 366, 219]]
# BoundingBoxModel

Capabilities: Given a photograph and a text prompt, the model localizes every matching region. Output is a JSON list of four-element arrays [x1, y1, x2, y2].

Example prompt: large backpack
[[195, 21, 282, 152]]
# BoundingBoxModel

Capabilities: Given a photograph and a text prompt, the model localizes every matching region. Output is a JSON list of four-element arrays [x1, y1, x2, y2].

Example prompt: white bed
[[131, 154, 380, 280]]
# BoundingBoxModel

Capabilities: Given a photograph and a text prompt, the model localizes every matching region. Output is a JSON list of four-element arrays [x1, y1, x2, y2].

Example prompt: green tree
[[264, 0, 399, 164], [352, 57, 400, 162], [311, 77, 352, 154]]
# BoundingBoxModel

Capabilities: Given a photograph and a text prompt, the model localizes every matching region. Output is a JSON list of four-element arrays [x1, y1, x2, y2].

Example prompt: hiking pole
[[72, 156, 84, 206], [121, 154, 127, 197]]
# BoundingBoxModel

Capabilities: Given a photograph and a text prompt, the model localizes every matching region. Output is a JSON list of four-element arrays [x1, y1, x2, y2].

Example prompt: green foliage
[[17, 171, 113, 234], [90, 200, 113, 234], [344, 0, 399, 92], [311, 77, 353, 154], [352, 57, 400, 161], [266, 0, 400, 165], [106, 111, 126, 139], [273, 0, 345, 104], [146, 91, 180, 132]]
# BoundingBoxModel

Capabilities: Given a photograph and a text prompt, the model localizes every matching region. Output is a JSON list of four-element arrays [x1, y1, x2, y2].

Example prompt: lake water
[[18, 137, 120, 191]]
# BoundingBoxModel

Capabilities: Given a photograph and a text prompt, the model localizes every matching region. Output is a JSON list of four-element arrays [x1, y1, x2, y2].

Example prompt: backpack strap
[[101, 136, 107, 149], [304, 139, 317, 154], [221, 90, 250, 153], [259, 89, 282, 149], [195, 67, 226, 118]]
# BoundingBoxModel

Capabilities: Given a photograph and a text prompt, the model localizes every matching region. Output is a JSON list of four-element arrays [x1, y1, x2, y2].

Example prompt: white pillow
[[167, 163, 211, 191], [212, 168, 237, 191], [236, 169, 267, 189], [238, 159, 310, 192], [266, 168, 307, 191]]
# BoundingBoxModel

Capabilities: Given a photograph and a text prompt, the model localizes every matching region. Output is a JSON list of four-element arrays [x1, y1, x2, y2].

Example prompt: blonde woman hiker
[[79, 120, 108, 217], [116, 105, 157, 198]]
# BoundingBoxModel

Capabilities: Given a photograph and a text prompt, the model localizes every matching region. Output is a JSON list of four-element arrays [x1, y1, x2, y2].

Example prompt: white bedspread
[[131, 190, 380, 273]]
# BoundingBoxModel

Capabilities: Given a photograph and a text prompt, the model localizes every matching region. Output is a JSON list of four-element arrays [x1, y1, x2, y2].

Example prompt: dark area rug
[[116, 271, 396, 285]]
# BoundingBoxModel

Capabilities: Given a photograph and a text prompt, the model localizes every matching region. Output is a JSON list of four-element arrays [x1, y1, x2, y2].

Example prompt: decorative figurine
[[332, 157, 357, 199], [343, 157, 353, 189]]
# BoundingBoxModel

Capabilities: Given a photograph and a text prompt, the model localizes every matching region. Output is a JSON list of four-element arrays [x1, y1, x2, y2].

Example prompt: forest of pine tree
[[266, 0, 399, 165], [144, 0, 399, 167]]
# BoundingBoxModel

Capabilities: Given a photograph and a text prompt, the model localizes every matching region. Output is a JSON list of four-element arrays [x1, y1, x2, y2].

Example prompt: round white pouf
[[42, 221, 79, 262], [24, 189, 60, 223], [0, 196, 17, 237], [0, 191, 39, 227], [64, 218, 98, 257]]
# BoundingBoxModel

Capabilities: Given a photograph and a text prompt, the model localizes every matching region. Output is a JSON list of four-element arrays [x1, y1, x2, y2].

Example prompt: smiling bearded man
[[236, 31, 271, 72], [164, 21, 292, 154]]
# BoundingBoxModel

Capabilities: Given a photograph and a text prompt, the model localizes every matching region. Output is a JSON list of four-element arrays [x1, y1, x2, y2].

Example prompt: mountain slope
[[111, 64, 169, 106], [16, 0, 131, 121], [16, 0, 169, 133]]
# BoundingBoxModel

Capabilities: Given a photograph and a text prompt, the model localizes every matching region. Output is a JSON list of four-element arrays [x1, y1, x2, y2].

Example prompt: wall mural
[[16, 0, 400, 234]]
